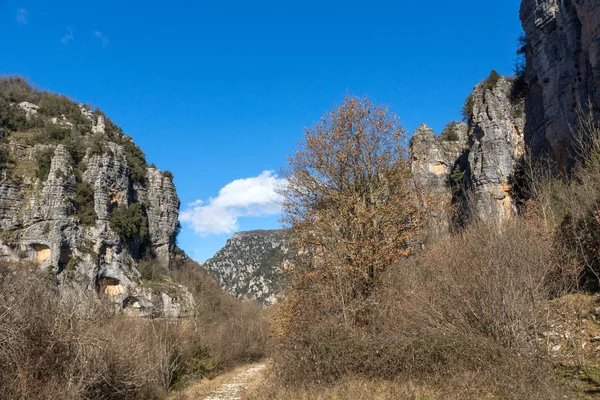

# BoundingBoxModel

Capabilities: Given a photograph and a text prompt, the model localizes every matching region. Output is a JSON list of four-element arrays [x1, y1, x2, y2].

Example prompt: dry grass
[[249, 378, 438, 400], [249, 370, 513, 400], [269, 218, 574, 398], [0, 259, 268, 399]]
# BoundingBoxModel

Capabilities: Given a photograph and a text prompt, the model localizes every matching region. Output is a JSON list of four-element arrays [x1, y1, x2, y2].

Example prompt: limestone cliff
[[410, 74, 524, 228], [410, 122, 468, 235], [520, 0, 600, 168], [203, 230, 291, 304], [0, 77, 189, 317], [466, 76, 525, 221]]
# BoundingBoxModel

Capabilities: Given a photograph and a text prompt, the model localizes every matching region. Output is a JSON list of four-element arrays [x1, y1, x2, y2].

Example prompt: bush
[[0, 75, 38, 103], [0, 264, 167, 399], [110, 203, 149, 242], [439, 122, 461, 141], [163, 170, 174, 180], [74, 181, 97, 226], [461, 94, 474, 122], [138, 258, 169, 281], [483, 69, 501, 91], [43, 120, 71, 141], [170, 257, 268, 365], [270, 219, 572, 398], [0, 97, 27, 132], [38, 92, 84, 122], [114, 135, 148, 184], [462, 71, 502, 122], [36, 147, 55, 181], [516, 107, 600, 289], [0, 257, 269, 399], [63, 137, 88, 166]]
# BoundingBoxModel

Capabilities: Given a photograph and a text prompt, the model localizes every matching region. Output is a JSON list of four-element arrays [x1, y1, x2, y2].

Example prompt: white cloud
[[16, 9, 27, 25], [93, 30, 109, 47], [180, 171, 286, 236], [61, 28, 74, 44]]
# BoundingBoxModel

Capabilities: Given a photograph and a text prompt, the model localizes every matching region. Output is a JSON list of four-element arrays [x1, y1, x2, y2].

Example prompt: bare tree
[[279, 96, 422, 326]]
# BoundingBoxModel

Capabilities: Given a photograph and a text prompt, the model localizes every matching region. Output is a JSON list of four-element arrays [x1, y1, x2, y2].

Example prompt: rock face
[[466, 76, 525, 221], [521, 0, 600, 168], [0, 81, 189, 318], [203, 230, 291, 304], [410, 122, 469, 235], [410, 75, 524, 228]]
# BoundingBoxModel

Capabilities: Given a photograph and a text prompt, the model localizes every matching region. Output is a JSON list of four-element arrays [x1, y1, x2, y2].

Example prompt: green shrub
[[483, 70, 501, 91], [110, 203, 149, 242], [461, 94, 474, 122], [115, 136, 148, 184], [0, 146, 12, 171], [137, 258, 168, 281], [74, 182, 97, 226], [163, 170, 174, 180], [0, 97, 27, 132], [511, 34, 528, 104], [439, 122, 461, 142], [43, 121, 71, 141], [88, 135, 106, 157], [65, 256, 81, 271], [449, 163, 465, 187], [38, 92, 84, 122], [36, 148, 55, 181], [0, 75, 38, 103], [63, 138, 87, 166]]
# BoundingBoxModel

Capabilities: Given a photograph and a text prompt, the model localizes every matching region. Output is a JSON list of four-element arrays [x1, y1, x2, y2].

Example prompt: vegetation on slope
[[0, 256, 268, 399], [0, 76, 149, 185], [252, 96, 600, 399]]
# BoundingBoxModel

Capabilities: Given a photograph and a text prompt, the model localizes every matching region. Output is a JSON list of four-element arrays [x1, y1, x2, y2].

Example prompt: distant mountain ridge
[[203, 229, 291, 304]]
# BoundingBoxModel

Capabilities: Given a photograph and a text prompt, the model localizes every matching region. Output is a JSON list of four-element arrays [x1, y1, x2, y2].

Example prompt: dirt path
[[203, 364, 266, 400]]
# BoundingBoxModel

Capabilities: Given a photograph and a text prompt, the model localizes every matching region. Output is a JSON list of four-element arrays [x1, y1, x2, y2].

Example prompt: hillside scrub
[[0, 76, 149, 185], [513, 105, 600, 290], [267, 96, 576, 398], [0, 259, 268, 399], [266, 218, 573, 398]]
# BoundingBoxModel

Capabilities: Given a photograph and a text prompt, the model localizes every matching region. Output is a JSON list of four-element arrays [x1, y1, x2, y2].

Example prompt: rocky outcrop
[[0, 84, 188, 318], [137, 168, 180, 265], [410, 75, 524, 227], [521, 0, 600, 168], [466, 76, 525, 221], [203, 230, 291, 305], [410, 122, 469, 235]]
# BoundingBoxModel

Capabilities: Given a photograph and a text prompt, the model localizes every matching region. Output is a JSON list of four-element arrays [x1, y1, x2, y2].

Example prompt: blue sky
[[1, 0, 523, 261]]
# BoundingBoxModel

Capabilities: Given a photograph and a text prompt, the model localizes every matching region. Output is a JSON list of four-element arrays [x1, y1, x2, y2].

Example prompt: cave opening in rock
[[122, 295, 139, 309], [96, 276, 124, 297], [30, 243, 51, 266]]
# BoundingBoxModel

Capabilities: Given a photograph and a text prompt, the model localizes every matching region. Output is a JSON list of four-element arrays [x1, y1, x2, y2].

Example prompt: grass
[[248, 371, 497, 400]]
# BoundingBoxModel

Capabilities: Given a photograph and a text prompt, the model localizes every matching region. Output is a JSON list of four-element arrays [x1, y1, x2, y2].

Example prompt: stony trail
[[203, 364, 267, 400]]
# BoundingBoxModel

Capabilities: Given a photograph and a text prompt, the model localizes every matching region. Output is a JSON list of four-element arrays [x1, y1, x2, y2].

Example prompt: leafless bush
[[511, 103, 600, 289], [171, 258, 268, 369], [270, 219, 573, 398], [0, 259, 268, 399]]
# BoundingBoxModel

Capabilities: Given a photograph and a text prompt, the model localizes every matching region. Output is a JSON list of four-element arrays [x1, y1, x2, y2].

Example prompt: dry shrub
[[0, 265, 179, 399], [0, 259, 268, 399], [512, 104, 600, 290], [270, 218, 573, 398], [170, 257, 269, 371]]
